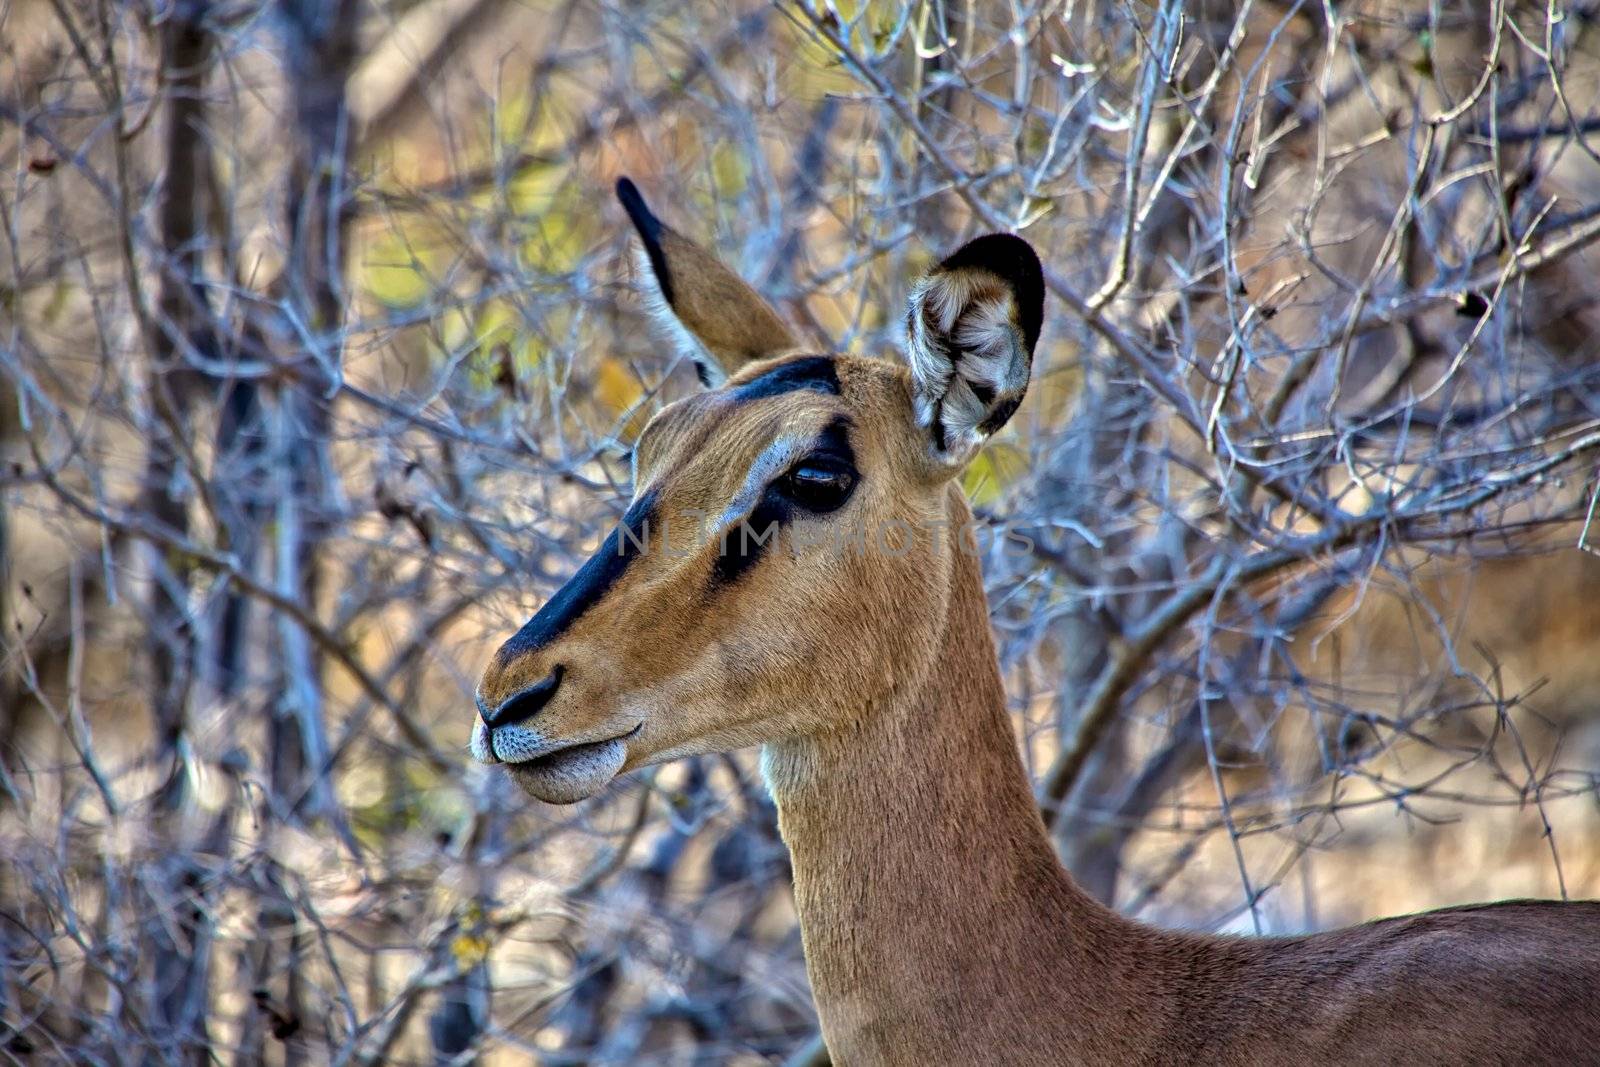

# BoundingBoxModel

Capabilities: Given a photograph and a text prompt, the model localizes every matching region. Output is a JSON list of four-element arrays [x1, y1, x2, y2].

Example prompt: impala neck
[[762, 507, 1142, 1061]]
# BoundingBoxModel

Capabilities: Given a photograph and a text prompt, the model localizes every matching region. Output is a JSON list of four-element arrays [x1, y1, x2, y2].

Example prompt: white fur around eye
[[715, 435, 808, 530]]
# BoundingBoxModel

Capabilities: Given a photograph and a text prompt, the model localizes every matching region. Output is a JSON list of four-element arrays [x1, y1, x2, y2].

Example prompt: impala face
[[472, 179, 1043, 804]]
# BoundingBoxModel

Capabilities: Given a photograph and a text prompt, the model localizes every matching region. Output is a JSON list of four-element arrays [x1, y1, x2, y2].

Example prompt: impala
[[472, 179, 1600, 1065]]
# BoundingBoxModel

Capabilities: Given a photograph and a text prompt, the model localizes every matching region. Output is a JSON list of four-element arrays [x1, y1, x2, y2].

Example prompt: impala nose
[[484, 664, 565, 731]]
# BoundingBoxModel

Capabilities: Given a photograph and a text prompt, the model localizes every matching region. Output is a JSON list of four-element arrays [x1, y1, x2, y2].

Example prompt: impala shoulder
[[1297, 900, 1600, 1022]]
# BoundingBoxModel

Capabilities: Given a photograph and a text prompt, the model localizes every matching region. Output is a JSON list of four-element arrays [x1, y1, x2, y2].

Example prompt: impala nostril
[[486, 664, 565, 728]]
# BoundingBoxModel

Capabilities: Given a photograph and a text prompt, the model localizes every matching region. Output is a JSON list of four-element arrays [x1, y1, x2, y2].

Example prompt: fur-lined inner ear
[[906, 233, 1044, 464], [616, 177, 799, 387]]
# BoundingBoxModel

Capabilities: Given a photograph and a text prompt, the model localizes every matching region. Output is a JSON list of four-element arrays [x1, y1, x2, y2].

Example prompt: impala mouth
[[502, 724, 642, 804]]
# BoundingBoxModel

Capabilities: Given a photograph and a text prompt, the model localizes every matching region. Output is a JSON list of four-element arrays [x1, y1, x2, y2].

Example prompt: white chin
[[504, 737, 628, 804]]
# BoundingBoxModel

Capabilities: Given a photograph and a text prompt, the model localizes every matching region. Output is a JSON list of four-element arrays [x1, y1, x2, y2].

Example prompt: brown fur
[[475, 190, 1600, 1065]]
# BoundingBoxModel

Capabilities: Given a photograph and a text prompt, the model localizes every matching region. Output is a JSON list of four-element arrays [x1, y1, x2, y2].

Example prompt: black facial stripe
[[728, 356, 839, 403], [495, 489, 659, 663], [713, 494, 788, 587], [616, 177, 675, 307]]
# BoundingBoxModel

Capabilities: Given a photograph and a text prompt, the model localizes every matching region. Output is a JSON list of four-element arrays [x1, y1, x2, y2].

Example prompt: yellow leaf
[[962, 441, 1026, 506], [362, 229, 433, 308], [450, 931, 492, 970], [594, 356, 645, 425]]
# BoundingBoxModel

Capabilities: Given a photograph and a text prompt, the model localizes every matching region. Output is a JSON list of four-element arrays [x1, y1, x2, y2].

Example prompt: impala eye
[[776, 459, 857, 513]]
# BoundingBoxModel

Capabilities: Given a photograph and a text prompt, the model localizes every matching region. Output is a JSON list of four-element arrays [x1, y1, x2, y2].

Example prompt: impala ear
[[905, 233, 1044, 465], [616, 177, 800, 387]]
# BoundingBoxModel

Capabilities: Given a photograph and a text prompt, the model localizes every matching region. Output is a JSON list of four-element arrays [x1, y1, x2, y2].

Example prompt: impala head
[[472, 178, 1044, 803]]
